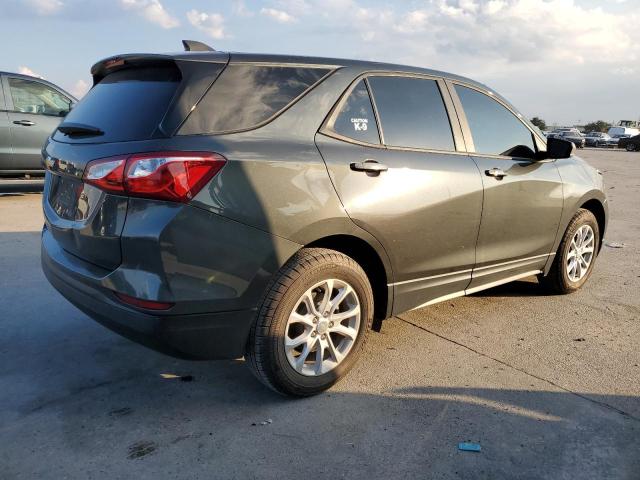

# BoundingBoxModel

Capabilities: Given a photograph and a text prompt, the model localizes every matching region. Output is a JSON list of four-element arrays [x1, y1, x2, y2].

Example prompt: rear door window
[[455, 85, 535, 156], [180, 64, 331, 134], [8, 78, 70, 116], [328, 79, 380, 145], [53, 66, 180, 143], [367, 76, 455, 151]]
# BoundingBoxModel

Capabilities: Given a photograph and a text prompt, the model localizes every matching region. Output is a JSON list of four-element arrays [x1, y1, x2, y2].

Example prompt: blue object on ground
[[458, 442, 481, 452]]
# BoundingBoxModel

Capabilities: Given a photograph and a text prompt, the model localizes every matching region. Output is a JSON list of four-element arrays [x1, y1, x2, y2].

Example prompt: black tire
[[246, 248, 373, 396], [626, 143, 637, 152], [539, 209, 599, 294]]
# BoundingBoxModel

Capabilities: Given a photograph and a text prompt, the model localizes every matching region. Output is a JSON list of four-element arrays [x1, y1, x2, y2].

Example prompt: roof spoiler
[[182, 40, 215, 52], [91, 54, 176, 83]]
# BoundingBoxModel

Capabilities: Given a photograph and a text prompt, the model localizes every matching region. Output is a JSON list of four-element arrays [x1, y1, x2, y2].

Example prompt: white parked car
[[608, 126, 640, 137]]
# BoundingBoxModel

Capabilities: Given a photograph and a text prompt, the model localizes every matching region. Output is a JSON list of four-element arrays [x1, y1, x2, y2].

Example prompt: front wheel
[[246, 248, 373, 396], [626, 143, 637, 152], [539, 209, 599, 294]]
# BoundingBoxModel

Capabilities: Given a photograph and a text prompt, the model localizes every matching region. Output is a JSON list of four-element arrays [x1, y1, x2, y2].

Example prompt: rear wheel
[[539, 209, 599, 294], [626, 143, 637, 152], [246, 248, 373, 396]]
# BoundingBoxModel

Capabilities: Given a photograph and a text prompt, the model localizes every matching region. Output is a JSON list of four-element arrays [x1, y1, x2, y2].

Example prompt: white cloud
[[612, 66, 636, 76], [276, 0, 638, 124], [18, 66, 44, 79], [275, 0, 311, 16], [187, 10, 226, 39], [25, 0, 63, 15], [361, 31, 375, 41], [293, 0, 638, 68], [120, 0, 179, 29], [232, 0, 254, 17], [260, 8, 297, 23], [394, 10, 430, 33], [485, 0, 507, 15], [70, 79, 90, 99], [256, 0, 639, 79]]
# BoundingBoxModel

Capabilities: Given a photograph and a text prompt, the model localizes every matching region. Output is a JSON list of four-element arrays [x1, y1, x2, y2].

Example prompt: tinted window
[[181, 65, 330, 134], [9, 78, 70, 116], [330, 80, 380, 144], [367, 76, 454, 151], [455, 85, 535, 156], [54, 67, 179, 143]]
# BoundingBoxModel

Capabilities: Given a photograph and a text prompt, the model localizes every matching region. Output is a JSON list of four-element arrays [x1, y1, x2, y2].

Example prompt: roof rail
[[182, 40, 215, 52]]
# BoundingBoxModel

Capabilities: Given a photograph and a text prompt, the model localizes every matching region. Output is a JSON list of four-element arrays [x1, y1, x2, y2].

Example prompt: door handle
[[13, 120, 35, 126], [485, 167, 507, 179], [350, 160, 388, 174]]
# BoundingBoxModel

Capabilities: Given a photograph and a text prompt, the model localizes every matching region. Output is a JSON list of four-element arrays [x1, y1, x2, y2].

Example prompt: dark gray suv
[[41, 42, 607, 396]]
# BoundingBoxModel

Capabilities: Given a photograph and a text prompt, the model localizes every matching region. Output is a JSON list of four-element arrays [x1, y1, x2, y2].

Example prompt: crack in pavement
[[395, 314, 640, 422]]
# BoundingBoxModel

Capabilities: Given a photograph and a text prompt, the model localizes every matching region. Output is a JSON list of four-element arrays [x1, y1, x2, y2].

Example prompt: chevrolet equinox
[[41, 41, 608, 396]]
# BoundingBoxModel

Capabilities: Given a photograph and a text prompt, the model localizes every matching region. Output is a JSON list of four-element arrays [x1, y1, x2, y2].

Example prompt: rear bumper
[[42, 225, 267, 360]]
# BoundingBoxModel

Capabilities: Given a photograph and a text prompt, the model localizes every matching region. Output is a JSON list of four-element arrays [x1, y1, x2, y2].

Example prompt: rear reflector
[[115, 292, 174, 310], [83, 151, 226, 202]]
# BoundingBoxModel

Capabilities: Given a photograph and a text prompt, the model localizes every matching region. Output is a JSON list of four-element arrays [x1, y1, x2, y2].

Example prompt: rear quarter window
[[327, 79, 380, 145], [179, 64, 331, 135]]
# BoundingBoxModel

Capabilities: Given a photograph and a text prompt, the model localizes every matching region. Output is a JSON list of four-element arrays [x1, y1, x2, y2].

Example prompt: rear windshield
[[179, 64, 331, 135], [53, 66, 180, 143]]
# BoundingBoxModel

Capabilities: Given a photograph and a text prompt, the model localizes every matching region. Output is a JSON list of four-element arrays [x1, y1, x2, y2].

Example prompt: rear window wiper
[[57, 122, 104, 137]]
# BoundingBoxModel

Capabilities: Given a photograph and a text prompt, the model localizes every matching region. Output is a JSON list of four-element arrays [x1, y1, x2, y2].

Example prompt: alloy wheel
[[566, 225, 595, 282], [284, 279, 361, 376]]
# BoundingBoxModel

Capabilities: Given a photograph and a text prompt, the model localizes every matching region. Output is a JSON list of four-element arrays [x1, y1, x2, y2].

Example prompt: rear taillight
[[84, 157, 126, 193], [83, 151, 226, 202]]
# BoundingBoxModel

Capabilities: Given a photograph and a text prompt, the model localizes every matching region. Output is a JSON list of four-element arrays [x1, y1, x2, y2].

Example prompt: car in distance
[[604, 137, 621, 148], [608, 134, 631, 148], [608, 126, 640, 138], [548, 128, 581, 138], [41, 42, 608, 396], [618, 133, 640, 151], [1, 71, 76, 177], [584, 132, 611, 147], [556, 131, 585, 148]]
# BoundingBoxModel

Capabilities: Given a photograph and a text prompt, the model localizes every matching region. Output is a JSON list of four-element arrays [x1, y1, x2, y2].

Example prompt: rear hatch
[[44, 53, 228, 270]]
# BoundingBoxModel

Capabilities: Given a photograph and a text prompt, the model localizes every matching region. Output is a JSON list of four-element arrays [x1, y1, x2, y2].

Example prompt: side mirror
[[539, 137, 574, 160]]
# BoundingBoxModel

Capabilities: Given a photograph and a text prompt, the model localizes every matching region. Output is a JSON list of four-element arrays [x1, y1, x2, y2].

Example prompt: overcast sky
[[1, 0, 638, 126]]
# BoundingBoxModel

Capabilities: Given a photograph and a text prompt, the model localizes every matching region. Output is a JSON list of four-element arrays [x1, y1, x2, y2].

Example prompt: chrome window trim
[[320, 70, 465, 153]]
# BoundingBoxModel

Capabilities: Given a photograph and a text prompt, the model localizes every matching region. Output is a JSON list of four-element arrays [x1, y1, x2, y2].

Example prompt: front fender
[[544, 156, 608, 273]]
